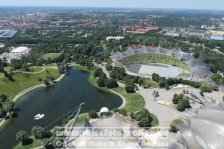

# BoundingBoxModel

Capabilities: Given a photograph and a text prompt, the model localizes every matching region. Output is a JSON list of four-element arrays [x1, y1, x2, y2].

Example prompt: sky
[[0, 0, 224, 10]]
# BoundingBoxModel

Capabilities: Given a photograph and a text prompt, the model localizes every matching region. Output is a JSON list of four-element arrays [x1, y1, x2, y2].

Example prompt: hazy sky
[[0, 0, 224, 10]]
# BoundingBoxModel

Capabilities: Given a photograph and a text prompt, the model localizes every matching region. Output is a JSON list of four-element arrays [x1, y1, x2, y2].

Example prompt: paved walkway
[[137, 87, 196, 127]]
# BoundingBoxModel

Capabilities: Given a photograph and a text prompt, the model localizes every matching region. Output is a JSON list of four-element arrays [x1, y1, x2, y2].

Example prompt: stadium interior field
[[120, 53, 189, 71], [119, 53, 191, 78]]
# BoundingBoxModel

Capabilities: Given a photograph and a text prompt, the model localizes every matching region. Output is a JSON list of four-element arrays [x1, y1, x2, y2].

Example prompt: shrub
[[88, 109, 98, 119], [16, 130, 28, 145], [31, 126, 46, 139], [169, 125, 178, 133], [97, 77, 106, 87], [176, 102, 185, 112], [125, 85, 135, 93], [105, 79, 118, 88]]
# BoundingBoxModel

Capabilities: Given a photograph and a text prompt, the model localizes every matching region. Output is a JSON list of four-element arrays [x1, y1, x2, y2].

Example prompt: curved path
[[12, 67, 46, 74], [12, 74, 65, 102]]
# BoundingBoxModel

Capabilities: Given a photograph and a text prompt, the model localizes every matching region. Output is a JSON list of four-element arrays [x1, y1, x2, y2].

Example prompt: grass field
[[112, 87, 145, 113], [28, 66, 44, 72], [171, 119, 184, 126], [0, 68, 60, 100], [42, 53, 61, 60], [120, 53, 189, 70]]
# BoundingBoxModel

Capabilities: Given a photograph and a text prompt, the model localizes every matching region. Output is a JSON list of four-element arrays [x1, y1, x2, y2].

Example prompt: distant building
[[0, 30, 17, 38], [164, 32, 179, 37], [106, 36, 124, 41], [127, 26, 159, 34], [0, 46, 30, 63], [0, 43, 4, 48]]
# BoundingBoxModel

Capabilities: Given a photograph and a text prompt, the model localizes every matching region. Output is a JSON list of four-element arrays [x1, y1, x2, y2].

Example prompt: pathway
[[12, 66, 46, 74]]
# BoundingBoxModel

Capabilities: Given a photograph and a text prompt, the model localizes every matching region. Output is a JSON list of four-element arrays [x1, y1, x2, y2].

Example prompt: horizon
[[0, 0, 224, 10]]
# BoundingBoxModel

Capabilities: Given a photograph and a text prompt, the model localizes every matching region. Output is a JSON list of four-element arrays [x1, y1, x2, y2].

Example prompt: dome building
[[100, 107, 109, 113]]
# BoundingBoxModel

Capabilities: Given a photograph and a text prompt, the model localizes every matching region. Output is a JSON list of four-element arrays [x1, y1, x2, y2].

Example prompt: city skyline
[[0, 0, 224, 10]]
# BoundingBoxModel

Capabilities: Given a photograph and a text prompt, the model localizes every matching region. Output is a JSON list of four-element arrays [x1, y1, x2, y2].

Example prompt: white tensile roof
[[11, 46, 29, 53]]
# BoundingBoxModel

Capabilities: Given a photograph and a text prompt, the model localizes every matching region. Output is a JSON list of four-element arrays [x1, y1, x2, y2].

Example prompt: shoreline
[[0, 73, 65, 127], [109, 89, 126, 109], [73, 66, 126, 110], [12, 74, 65, 102]]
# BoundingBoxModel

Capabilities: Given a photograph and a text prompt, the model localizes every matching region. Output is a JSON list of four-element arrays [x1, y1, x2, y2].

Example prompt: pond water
[[0, 69, 122, 149]]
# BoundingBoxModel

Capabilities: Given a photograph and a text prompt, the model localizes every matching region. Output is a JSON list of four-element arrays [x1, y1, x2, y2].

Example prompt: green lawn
[[13, 137, 42, 149], [28, 66, 44, 72], [112, 87, 145, 113], [0, 68, 60, 100], [77, 113, 89, 124], [42, 53, 61, 60], [120, 53, 189, 71], [150, 113, 159, 127], [171, 119, 184, 126]]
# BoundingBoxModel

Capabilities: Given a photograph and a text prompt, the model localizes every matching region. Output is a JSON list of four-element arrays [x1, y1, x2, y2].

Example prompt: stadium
[[112, 45, 212, 81]]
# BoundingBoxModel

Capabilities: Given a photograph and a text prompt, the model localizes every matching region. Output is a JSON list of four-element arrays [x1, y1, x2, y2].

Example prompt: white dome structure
[[100, 107, 109, 113]]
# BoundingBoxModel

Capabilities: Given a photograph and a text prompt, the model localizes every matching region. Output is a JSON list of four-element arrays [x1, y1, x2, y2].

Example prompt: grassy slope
[[112, 87, 145, 113], [0, 68, 60, 99], [171, 119, 184, 126], [121, 53, 189, 70]]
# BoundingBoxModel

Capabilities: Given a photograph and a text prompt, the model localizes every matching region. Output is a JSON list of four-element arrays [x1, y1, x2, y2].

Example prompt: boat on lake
[[34, 114, 45, 120]]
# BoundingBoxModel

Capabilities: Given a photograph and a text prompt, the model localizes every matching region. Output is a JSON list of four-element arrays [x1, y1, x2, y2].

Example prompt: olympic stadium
[[112, 45, 212, 81]]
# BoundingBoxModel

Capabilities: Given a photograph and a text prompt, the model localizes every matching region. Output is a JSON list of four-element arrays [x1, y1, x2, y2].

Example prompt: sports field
[[120, 53, 189, 71], [126, 64, 182, 78]]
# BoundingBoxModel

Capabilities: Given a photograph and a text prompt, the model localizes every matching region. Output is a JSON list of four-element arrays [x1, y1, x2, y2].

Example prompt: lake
[[0, 69, 122, 149]]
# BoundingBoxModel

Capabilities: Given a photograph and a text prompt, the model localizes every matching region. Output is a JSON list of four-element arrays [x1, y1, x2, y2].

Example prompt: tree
[[106, 64, 113, 71], [7, 73, 14, 81], [172, 94, 179, 104], [16, 130, 28, 145], [169, 125, 178, 133], [31, 126, 46, 139], [138, 118, 151, 127], [105, 79, 118, 88], [0, 109, 7, 118], [0, 94, 7, 102], [44, 79, 50, 86], [152, 73, 160, 82], [6, 101, 15, 113], [109, 67, 126, 80], [125, 85, 135, 93], [181, 99, 191, 108], [88, 109, 98, 119], [176, 102, 185, 112], [96, 77, 106, 87], [94, 68, 104, 77]]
